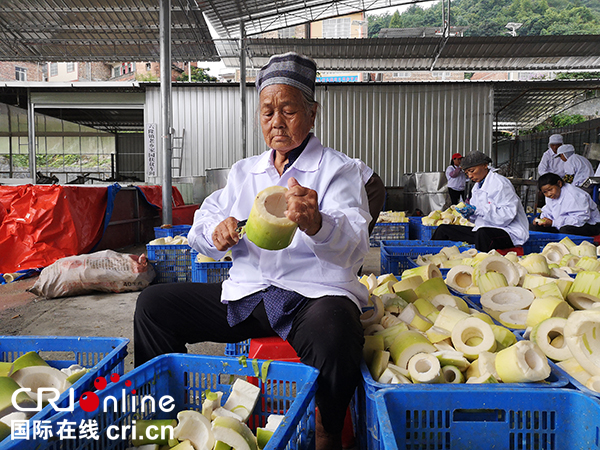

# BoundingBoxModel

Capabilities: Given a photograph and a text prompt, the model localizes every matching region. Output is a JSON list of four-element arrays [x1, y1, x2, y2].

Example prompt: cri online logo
[[12, 373, 175, 414], [79, 374, 134, 412]]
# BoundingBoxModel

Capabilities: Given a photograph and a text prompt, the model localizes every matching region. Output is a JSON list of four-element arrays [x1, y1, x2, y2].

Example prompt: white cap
[[549, 134, 563, 145], [557, 144, 575, 156]]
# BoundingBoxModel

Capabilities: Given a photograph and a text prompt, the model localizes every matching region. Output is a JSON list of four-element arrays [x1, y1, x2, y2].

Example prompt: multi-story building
[[0, 62, 44, 82]]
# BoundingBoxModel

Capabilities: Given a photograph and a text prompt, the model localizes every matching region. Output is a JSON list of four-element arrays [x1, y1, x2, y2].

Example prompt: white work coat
[[538, 148, 566, 177], [470, 169, 529, 246], [564, 154, 594, 187], [445, 164, 467, 191], [188, 134, 371, 309], [541, 183, 600, 229]]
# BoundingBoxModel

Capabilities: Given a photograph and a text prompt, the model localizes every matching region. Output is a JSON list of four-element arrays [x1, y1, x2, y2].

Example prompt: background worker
[[134, 52, 369, 450], [557, 144, 594, 189], [538, 134, 566, 177], [432, 150, 529, 251], [445, 153, 467, 205], [532, 172, 600, 236]]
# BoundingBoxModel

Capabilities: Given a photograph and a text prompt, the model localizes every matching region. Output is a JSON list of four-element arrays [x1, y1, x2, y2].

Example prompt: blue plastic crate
[[153, 225, 192, 239], [191, 260, 232, 283], [381, 245, 476, 276], [10, 354, 318, 450], [375, 387, 600, 450], [224, 339, 251, 357], [369, 222, 409, 247], [380, 239, 474, 248], [353, 354, 569, 450], [0, 335, 128, 445], [146, 243, 193, 283], [523, 231, 594, 254], [408, 216, 438, 240]]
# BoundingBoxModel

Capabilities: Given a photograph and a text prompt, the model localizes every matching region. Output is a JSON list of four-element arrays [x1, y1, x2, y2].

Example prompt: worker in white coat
[[538, 134, 566, 177], [557, 144, 594, 187], [445, 152, 467, 205], [532, 172, 600, 236], [432, 150, 529, 251]]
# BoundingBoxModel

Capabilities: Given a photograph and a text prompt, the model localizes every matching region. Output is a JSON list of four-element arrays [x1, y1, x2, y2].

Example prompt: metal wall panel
[[145, 83, 493, 186]]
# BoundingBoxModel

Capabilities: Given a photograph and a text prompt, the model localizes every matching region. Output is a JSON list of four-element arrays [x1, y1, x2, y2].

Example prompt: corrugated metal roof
[[216, 36, 600, 71], [0, 0, 219, 61], [200, 0, 430, 38], [492, 79, 600, 128]]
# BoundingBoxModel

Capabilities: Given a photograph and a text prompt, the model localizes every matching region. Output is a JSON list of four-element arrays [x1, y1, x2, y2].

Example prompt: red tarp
[[0, 185, 108, 273], [0, 184, 189, 274], [136, 185, 185, 209]]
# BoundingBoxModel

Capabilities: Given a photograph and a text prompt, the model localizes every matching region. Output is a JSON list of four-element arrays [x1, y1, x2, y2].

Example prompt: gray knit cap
[[256, 52, 317, 100], [461, 150, 492, 170]]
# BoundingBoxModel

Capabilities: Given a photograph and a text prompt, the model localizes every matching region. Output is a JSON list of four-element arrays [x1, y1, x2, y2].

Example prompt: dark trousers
[[530, 222, 600, 237], [432, 224, 515, 252], [134, 282, 364, 433], [365, 172, 386, 235], [448, 188, 464, 205]]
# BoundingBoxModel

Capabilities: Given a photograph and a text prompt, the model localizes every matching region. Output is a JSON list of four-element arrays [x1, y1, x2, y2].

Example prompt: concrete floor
[[0, 245, 381, 373]]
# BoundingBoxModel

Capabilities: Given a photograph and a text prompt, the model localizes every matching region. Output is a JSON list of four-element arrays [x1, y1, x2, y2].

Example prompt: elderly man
[[134, 52, 370, 450], [432, 150, 529, 251], [538, 134, 566, 177]]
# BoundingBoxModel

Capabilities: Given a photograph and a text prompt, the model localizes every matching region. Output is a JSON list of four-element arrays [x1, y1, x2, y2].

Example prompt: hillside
[[367, 0, 600, 37]]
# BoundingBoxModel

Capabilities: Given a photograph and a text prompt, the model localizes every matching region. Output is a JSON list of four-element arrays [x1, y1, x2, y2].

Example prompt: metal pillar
[[240, 21, 247, 159], [160, 0, 173, 224], [27, 89, 36, 182]]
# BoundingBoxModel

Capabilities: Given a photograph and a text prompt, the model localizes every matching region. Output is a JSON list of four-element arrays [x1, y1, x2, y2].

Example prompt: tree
[[176, 66, 217, 82], [367, 12, 391, 37], [388, 0, 600, 36], [389, 10, 402, 28]]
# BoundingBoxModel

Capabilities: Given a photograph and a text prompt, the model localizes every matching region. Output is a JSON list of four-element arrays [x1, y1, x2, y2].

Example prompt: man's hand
[[212, 217, 240, 251], [285, 177, 322, 236]]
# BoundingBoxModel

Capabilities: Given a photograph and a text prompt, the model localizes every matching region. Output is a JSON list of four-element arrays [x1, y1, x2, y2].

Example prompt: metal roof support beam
[[27, 89, 36, 183], [160, 0, 173, 225], [240, 21, 247, 159]]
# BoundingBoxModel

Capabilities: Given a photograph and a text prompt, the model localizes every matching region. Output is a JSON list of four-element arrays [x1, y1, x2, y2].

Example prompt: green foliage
[[389, 11, 402, 28], [367, 12, 391, 37], [527, 113, 588, 133], [176, 66, 217, 82], [135, 72, 159, 82], [367, 0, 600, 36], [555, 72, 600, 80]]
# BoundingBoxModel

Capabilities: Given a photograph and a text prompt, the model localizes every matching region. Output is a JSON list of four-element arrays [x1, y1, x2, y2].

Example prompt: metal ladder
[[171, 128, 185, 177]]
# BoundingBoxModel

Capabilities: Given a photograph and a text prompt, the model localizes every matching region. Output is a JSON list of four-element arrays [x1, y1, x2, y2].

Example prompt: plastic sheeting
[[0, 184, 189, 275], [0, 184, 120, 274], [135, 185, 184, 209]]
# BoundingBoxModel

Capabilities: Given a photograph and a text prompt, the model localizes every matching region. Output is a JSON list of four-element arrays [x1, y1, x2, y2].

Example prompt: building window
[[50, 63, 58, 76], [322, 18, 351, 38], [392, 72, 411, 78], [66, 62, 75, 72], [113, 66, 121, 78], [15, 67, 27, 81], [278, 27, 295, 38], [128, 62, 135, 73], [146, 62, 152, 71]]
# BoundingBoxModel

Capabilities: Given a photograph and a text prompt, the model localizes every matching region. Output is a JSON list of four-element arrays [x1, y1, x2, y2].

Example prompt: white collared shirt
[[564, 154, 594, 187], [538, 148, 566, 177], [188, 134, 371, 309], [541, 182, 600, 229], [470, 169, 530, 246]]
